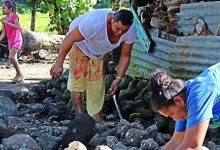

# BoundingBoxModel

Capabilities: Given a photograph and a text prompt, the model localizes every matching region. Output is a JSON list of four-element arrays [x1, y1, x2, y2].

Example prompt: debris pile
[[0, 62, 220, 149], [136, 0, 219, 37]]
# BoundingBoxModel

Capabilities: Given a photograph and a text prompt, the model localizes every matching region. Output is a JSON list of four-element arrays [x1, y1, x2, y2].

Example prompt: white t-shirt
[[69, 9, 136, 59]]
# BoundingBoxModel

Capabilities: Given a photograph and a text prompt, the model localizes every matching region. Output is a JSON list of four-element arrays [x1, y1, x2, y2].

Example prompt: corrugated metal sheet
[[126, 36, 175, 78], [169, 36, 220, 79], [127, 35, 220, 79], [176, 1, 220, 36], [126, 2, 220, 79]]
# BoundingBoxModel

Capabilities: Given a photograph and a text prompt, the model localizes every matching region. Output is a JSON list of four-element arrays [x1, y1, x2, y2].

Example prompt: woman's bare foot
[[92, 113, 117, 127]]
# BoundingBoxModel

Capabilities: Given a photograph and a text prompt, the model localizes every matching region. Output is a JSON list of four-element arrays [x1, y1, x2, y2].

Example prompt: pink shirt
[[3, 13, 22, 49]]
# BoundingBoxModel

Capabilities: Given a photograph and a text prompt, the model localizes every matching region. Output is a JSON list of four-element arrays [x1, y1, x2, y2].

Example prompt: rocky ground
[[0, 53, 220, 150]]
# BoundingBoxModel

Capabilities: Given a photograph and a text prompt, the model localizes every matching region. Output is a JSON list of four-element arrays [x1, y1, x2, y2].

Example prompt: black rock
[[61, 112, 96, 148]]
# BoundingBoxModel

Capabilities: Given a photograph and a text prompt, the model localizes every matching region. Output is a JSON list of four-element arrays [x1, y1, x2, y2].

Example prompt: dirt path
[[0, 59, 69, 93], [1, 63, 53, 82]]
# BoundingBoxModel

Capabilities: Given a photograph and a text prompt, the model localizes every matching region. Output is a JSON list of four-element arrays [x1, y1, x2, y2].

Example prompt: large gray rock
[[0, 84, 28, 98], [145, 125, 158, 138], [155, 133, 166, 146], [113, 142, 128, 150], [89, 134, 105, 147], [0, 118, 10, 139], [2, 134, 40, 150], [5, 116, 28, 135], [207, 141, 220, 150], [37, 133, 61, 150], [106, 136, 118, 149], [115, 119, 131, 140], [62, 112, 96, 148], [0, 96, 18, 118], [140, 138, 159, 150], [124, 128, 149, 147]]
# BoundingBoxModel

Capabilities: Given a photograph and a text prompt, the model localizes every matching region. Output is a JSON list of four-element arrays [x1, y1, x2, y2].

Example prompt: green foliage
[[38, 1, 48, 14], [0, 4, 56, 34], [16, 4, 32, 14], [23, 0, 92, 34], [42, 0, 92, 34], [93, 0, 112, 9]]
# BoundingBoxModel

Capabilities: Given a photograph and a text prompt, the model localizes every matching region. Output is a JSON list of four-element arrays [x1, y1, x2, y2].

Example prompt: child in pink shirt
[[0, 0, 23, 82]]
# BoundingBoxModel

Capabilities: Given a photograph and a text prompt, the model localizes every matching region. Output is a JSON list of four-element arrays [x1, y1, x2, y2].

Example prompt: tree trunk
[[52, 1, 66, 35], [30, 0, 37, 31], [21, 29, 65, 54], [112, 0, 121, 11]]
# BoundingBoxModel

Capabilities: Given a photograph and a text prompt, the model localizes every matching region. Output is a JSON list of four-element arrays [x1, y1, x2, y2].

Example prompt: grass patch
[[19, 12, 57, 34], [0, 12, 57, 34]]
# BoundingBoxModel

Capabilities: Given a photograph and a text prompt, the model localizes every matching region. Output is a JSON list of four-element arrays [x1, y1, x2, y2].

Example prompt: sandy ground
[[1, 63, 53, 82], [0, 58, 69, 89]]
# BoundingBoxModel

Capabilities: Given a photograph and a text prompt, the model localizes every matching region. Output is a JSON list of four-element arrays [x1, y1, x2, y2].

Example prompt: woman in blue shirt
[[148, 62, 220, 150]]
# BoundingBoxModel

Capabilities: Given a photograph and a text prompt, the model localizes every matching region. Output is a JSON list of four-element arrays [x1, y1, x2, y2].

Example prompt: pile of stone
[[0, 63, 220, 149]]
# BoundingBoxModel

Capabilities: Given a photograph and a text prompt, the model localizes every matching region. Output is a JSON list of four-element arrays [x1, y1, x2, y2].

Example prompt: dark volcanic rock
[[61, 112, 96, 148]]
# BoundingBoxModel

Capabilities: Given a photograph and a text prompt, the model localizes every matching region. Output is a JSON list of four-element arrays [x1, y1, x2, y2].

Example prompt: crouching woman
[[148, 62, 220, 150]]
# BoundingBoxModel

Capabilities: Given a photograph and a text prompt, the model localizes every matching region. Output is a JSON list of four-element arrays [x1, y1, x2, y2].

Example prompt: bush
[[16, 4, 31, 14], [94, 0, 113, 9], [44, 0, 92, 35]]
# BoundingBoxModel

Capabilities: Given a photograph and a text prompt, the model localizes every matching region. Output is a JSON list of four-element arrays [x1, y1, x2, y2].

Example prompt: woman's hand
[[50, 62, 63, 78]]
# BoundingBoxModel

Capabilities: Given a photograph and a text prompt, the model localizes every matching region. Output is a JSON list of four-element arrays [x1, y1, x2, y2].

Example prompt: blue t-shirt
[[175, 62, 220, 132]]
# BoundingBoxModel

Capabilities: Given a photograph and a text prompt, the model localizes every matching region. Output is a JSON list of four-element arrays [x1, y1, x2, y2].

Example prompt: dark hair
[[148, 69, 185, 112], [114, 9, 134, 26], [3, 0, 16, 13]]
